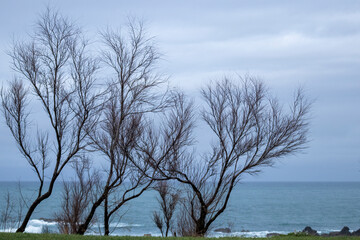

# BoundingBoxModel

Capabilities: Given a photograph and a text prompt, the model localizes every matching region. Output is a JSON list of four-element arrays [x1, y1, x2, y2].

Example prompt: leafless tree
[[0, 191, 23, 232], [176, 196, 197, 237], [88, 87, 194, 237], [1, 8, 101, 232], [152, 181, 180, 237], [76, 20, 174, 235], [146, 76, 311, 236], [0, 192, 14, 232], [54, 156, 99, 234]]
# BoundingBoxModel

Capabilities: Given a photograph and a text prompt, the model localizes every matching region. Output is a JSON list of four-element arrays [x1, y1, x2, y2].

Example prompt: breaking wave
[[0, 220, 347, 237]]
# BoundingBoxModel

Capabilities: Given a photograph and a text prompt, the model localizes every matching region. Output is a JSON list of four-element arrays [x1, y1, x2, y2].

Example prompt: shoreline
[[1, 232, 360, 240], [2, 222, 360, 238]]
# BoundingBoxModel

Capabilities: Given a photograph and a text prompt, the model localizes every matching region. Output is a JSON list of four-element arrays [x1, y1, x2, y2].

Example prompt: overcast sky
[[0, 0, 359, 181]]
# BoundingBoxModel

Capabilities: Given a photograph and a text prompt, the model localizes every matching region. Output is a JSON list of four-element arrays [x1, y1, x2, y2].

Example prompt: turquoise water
[[0, 182, 359, 236]]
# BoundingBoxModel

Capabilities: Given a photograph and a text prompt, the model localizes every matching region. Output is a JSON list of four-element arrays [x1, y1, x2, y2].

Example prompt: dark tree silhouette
[[1, 8, 101, 233], [152, 181, 180, 237], [0, 7, 311, 237], [76, 21, 191, 235], [55, 156, 99, 234], [144, 76, 311, 236], [0, 191, 23, 232]]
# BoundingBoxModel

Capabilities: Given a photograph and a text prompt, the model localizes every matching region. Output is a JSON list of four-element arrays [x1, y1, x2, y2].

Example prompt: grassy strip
[[1, 233, 360, 240]]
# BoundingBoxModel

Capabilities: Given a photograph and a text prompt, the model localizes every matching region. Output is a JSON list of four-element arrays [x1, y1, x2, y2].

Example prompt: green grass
[[1, 233, 360, 240]]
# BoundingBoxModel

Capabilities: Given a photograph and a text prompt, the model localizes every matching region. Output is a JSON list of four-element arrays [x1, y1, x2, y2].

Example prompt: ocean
[[0, 181, 359, 237]]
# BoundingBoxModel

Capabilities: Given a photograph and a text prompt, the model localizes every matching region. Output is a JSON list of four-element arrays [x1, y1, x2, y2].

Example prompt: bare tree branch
[[55, 156, 99, 234], [152, 181, 180, 237]]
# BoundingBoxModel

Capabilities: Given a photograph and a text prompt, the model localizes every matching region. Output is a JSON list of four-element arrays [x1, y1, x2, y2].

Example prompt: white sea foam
[[111, 232, 162, 237], [29, 219, 57, 226], [95, 222, 143, 228], [1, 228, 17, 233], [1, 218, 350, 237], [0, 220, 57, 234], [209, 230, 288, 238], [23, 219, 58, 233], [25, 225, 42, 233], [109, 222, 142, 228], [20, 219, 144, 234]]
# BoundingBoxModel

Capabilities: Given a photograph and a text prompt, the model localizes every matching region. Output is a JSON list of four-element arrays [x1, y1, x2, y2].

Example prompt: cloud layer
[[0, 0, 359, 181]]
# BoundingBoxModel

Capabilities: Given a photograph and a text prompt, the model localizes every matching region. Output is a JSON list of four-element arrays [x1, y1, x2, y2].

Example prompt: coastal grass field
[[1, 233, 360, 240]]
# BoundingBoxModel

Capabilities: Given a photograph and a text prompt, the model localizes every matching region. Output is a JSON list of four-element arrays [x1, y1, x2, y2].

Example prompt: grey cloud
[[0, 0, 359, 181]]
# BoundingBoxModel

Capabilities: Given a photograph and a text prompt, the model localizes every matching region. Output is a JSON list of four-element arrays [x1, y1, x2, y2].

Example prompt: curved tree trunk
[[76, 193, 106, 235], [16, 197, 45, 232], [16, 180, 56, 233]]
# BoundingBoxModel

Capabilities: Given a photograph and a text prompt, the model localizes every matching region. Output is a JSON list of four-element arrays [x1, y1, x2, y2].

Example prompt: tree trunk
[[76, 188, 109, 235], [195, 221, 207, 236], [165, 223, 169, 237], [104, 196, 110, 236], [16, 198, 42, 232], [195, 206, 208, 236], [16, 181, 55, 232]]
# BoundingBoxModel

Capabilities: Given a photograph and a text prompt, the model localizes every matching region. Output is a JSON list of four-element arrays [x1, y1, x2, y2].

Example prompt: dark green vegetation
[[1, 233, 360, 240]]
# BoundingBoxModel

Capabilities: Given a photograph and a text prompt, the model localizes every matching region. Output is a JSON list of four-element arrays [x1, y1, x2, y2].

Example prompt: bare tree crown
[[149, 76, 311, 236], [1, 8, 101, 233]]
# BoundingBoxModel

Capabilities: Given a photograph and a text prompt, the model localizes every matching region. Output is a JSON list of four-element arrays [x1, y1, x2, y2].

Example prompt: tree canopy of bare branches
[[1, 8, 101, 232], [55, 156, 99, 234], [0, 191, 23, 232], [148, 76, 311, 236], [1, 7, 312, 237], [152, 181, 180, 237], [76, 20, 179, 235]]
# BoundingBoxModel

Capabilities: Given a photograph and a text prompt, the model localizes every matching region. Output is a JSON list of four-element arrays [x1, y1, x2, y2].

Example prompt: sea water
[[0, 181, 359, 237]]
